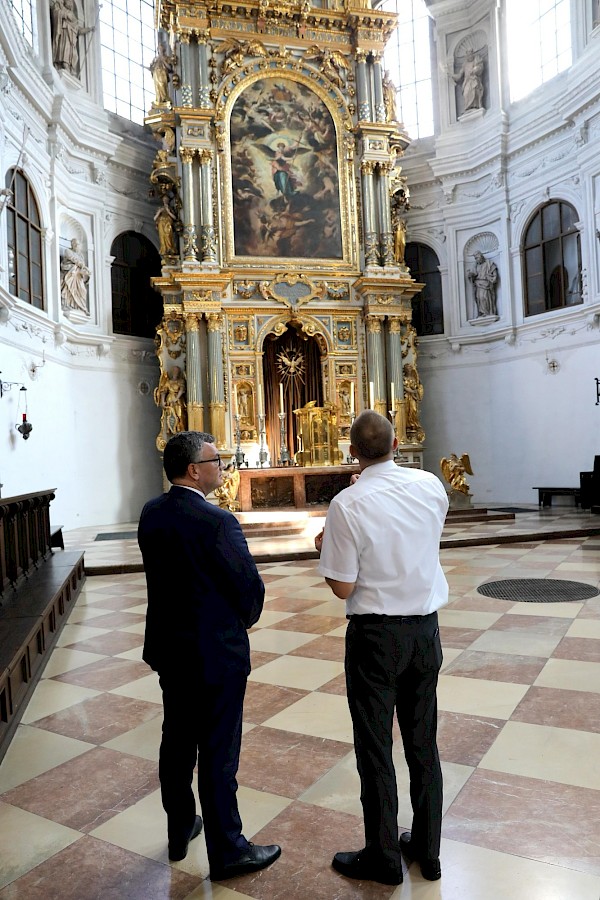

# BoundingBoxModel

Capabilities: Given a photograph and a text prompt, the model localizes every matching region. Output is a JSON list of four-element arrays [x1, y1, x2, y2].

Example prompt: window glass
[[11, 0, 33, 46], [523, 201, 581, 316], [5, 168, 45, 310], [506, 0, 572, 102], [100, 0, 156, 124], [380, 0, 434, 139]]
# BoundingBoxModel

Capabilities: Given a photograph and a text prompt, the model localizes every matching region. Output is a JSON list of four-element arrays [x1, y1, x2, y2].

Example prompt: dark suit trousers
[[158, 670, 250, 865], [345, 612, 443, 868]]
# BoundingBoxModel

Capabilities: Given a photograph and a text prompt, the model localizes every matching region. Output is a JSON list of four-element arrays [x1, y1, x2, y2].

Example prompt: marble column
[[199, 149, 217, 264], [372, 54, 386, 124], [180, 147, 199, 262], [361, 160, 379, 267], [356, 50, 371, 122], [184, 313, 204, 431], [387, 317, 407, 442], [378, 162, 395, 267], [197, 31, 211, 108], [365, 315, 386, 417], [179, 33, 193, 107], [206, 312, 226, 447]]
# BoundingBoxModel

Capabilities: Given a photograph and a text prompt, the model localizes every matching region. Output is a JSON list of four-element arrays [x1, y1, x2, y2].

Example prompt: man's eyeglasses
[[193, 455, 223, 467]]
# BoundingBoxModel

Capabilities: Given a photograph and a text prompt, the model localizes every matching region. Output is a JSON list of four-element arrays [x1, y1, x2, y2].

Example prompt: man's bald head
[[350, 410, 395, 461]]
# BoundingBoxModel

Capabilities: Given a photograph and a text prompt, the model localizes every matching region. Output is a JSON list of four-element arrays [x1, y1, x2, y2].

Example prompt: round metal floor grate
[[477, 578, 599, 603]]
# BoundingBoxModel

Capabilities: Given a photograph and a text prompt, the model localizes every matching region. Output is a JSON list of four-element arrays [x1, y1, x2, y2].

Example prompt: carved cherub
[[305, 46, 349, 90]]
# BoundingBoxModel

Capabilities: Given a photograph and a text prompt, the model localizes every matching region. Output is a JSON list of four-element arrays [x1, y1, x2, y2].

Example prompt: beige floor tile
[[0, 802, 82, 889], [263, 691, 354, 743], [236, 784, 293, 839], [66, 606, 117, 624], [109, 672, 163, 704], [248, 655, 344, 691], [102, 714, 163, 760], [440, 648, 463, 671], [251, 609, 295, 629], [567, 619, 600, 639], [479, 720, 600, 789], [388, 838, 600, 900], [249, 628, 316, 654], [183, 884, 256, 899], [506, 601, 583, 619], [114, 645, 145, 661], [299, 750, 472, 826], [123, 603, 148, 615], [534, 657, 600, 693], [20, 680, 100, 724], [41, 647, 107, 677], [438, 609, 503, 630], [56, 623, 111, 646], [554, 562, 600, 571], [303, 598, 348, 617], [118, 621, 147, 634], [0, 725, 93, 793], [437, 675, 528, 719], [468, 630, 562, 657], [325, 624, 348, 638]]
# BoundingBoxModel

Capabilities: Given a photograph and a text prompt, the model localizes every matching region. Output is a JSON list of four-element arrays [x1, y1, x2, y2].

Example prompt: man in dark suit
[[138, 431, 281, 879]]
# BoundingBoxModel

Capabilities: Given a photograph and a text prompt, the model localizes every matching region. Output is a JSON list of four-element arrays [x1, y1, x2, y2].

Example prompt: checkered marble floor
[[62, 506, 600, 571], [1, 539, 600, 898]]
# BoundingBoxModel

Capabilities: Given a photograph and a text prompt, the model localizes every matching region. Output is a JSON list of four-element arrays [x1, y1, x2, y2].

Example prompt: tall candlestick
[[258, 383, 264, 416], [390, 382, 395, 409], [279, 382, 284, 414], [350, 382, 355, 415], [369, 381, 374, 409]]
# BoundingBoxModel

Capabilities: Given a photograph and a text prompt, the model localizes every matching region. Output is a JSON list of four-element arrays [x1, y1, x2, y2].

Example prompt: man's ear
[[349, 444, 357, 459], [392, 436, 398, 451]]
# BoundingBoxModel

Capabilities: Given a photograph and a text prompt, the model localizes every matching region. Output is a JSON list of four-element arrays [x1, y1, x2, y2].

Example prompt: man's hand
[[314, 528, 324, 553], [350, 473, 360, 485]]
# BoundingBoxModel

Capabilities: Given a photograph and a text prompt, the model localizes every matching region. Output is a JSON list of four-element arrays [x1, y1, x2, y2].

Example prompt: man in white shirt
[[315, 411, 448, 885]]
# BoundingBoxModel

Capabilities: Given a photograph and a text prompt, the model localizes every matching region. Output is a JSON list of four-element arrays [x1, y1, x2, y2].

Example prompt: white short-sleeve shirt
[[318, 460, 449, 616]]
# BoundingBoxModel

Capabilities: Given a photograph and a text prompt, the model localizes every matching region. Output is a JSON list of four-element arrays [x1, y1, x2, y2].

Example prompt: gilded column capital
[[198, 149, 213, 165], [371, 52, 382, 64], [361, 159, 376, 176], [378, 161, 394, 176], [388, 317, 402, 334], [184, 312, 200, 332], [179, 31, 191, 44], [356, 49, 368, 64], [207, 312, 223, 332], [365, 315, 384, 334], [179, 147, 195, 164], [196, 28, 210, 44]]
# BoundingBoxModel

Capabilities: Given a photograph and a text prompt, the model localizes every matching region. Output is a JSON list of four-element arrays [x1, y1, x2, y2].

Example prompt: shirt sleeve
[[318, 498, 359, 583]]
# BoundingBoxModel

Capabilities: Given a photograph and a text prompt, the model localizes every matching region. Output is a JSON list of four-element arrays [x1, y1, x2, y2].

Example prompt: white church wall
[[0, 1, 165, 529], [402, 0, 600, 503]]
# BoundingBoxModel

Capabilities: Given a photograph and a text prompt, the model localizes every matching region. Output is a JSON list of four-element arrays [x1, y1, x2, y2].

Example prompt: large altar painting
[[230, 78, 343, 260]]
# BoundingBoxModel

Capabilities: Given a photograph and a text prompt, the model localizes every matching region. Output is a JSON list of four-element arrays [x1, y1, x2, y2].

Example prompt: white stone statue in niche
[[450, 50, 485, 111], [468, 251, 498, 317], [50, 0, 94, 76], [60, 238, 90, 313]]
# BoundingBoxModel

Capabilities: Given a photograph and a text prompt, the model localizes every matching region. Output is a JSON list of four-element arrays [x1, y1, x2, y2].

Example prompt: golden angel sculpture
[[440, 453, 474, 494], [213, 463, 241, 511]]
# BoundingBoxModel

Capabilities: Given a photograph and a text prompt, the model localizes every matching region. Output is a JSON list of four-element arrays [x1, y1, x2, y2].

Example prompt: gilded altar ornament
[[154, 195, 178, 258], [149, 42, 174, 106], [213, 463, 241, 511], [440, 453, 474, 494], [304, 46, 348, 90], [392, 215, 406, 267], [402, 363, 425, 443], [382, 70, 398, 123], [155, 365, 187, 449]]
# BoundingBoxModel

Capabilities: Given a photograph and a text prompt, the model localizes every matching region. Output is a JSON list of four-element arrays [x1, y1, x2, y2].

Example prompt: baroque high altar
[[147, 0, 426, 475]]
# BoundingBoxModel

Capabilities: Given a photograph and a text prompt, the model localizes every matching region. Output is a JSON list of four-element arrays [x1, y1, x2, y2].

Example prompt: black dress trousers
[[345, 611, 443, 867]]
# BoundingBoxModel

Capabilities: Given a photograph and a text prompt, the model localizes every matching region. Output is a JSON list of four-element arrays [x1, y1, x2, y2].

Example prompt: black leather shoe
[[168, 815, 203, 862], [332, 850, 403, 885], [400, 832, 441, 881], [210, 843, 281, 880]]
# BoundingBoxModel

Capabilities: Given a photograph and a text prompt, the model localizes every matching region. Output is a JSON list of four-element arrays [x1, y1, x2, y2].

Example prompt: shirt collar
[[358, 459, 397, 478], [173, 484, 206, 499]]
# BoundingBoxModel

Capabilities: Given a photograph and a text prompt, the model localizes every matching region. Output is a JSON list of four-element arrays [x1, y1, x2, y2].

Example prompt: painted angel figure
[[256, 139, 310, 203], [440, 453, 474, 494]]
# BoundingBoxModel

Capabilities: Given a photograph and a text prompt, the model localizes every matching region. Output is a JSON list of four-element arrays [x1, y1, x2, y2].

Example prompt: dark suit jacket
[[138, 485, 264, 682]]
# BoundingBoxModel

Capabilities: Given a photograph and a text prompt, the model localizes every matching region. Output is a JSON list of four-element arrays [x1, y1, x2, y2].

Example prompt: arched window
[[5, 168, 44, 309], [523, 201, 582, 316], [110, 232, 162, 337], [405, 242, 444, 335]]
